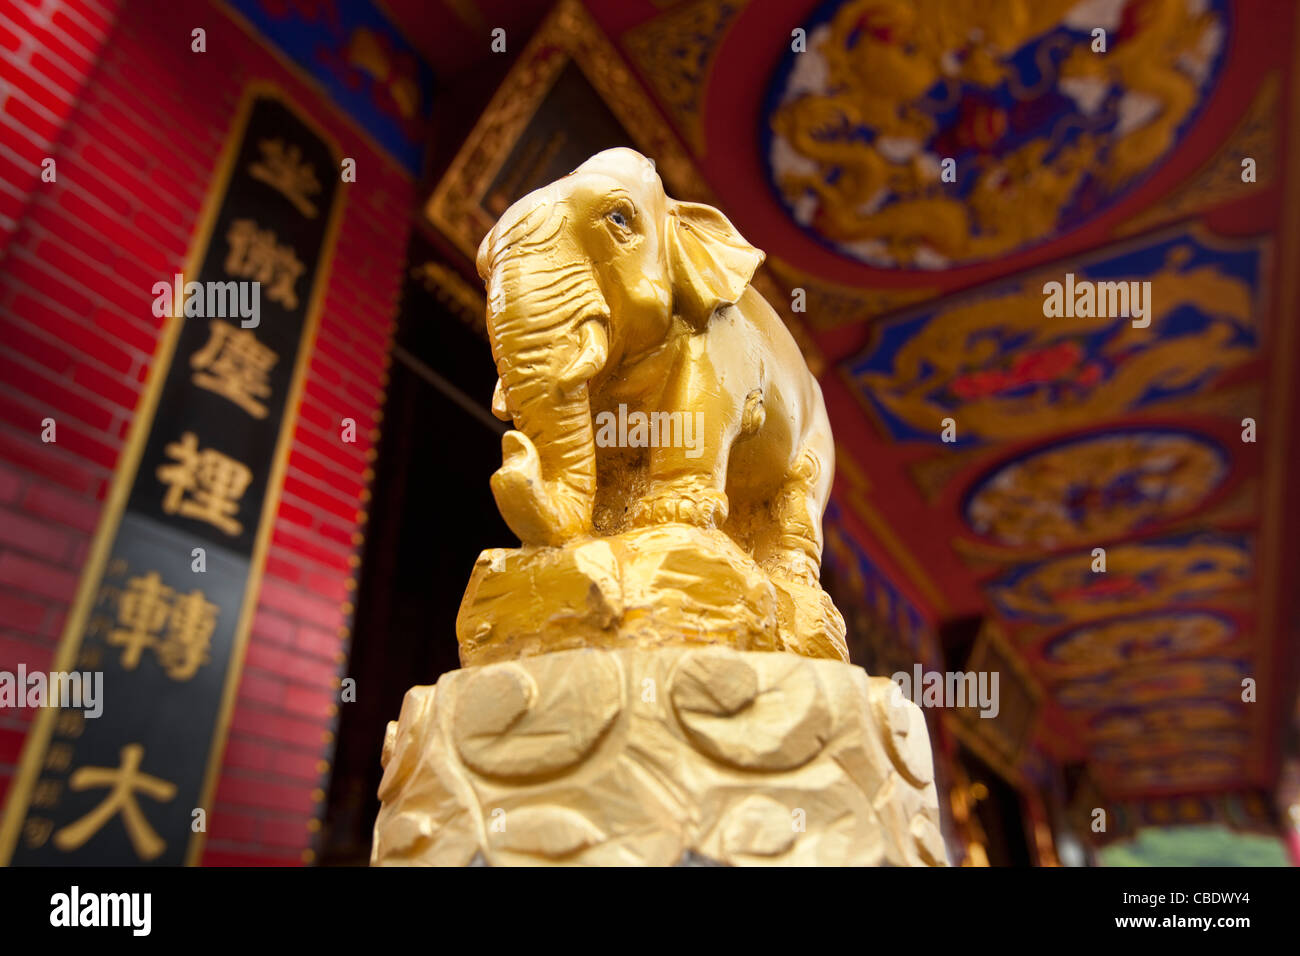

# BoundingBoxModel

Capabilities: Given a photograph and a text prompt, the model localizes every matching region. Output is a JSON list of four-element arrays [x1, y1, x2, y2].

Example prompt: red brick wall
[[0, 0, 414, 864], [0, 0, 118, 256]]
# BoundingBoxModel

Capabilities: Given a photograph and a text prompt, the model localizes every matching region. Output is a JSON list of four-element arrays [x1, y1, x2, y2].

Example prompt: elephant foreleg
[[631, 413, 735, 530], [628, 334, 742, 528], [764, 448, 826, 585], [764, 446, 848, 662]]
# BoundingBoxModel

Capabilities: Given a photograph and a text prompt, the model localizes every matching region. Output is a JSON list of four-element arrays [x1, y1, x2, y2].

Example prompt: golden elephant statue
[[475, 148, 842, 653]]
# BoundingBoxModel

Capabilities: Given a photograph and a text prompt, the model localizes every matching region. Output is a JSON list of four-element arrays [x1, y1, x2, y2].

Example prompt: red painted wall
[[0, 0, 414, 864]]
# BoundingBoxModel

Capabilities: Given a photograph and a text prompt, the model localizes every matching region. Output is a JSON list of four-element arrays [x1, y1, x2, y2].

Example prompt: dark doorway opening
[[318, 229, 508, 865]]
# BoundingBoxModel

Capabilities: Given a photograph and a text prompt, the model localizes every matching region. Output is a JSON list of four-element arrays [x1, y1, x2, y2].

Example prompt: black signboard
[[0, 85, 345, 865]]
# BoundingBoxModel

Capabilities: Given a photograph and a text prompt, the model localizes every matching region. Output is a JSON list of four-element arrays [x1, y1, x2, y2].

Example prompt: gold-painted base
[[456, 523, 849, 666], [371, 646, 948, 866]]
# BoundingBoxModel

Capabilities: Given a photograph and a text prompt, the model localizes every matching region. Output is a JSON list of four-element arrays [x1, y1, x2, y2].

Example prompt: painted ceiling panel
[[762, 0, 1231, 269]]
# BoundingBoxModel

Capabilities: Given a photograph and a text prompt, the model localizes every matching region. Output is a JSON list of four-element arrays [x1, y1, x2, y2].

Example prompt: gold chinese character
[[156, 589, 217, 680], [249, 138, 321, 218], [53, 744, 176, 861], [157, 432, 252, 535], [55, 710, 86, 739], [108, 571, 172, 670], [33, 779, 62, 808], [77, 645, 103, 670], [108, 572, 217, 680], [95, 584, 121, 607], [191, 319, 278, 418], [22, 817, 53, 849], [44, 743, 73, 772], [224, 219, 305, 310]]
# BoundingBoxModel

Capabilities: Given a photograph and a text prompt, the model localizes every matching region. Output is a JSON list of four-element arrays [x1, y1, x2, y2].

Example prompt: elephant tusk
[[491, 378, 512, 421], [559, 318, 609, 394]]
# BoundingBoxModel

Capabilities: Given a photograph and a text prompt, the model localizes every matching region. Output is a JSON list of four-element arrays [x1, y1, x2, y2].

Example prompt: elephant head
[[476, 147, 764, 546]]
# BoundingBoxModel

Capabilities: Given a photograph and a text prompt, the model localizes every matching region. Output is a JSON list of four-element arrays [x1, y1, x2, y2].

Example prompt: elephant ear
[[666, 200, 764, 329]]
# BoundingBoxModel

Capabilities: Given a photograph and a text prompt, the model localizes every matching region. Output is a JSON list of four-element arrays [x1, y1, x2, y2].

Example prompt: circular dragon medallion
[[1086, 699, 1245, 741], [1106, 753, 1242, 789], [1091, 730, 1246, 764], [1055, 657, 1247, 709], [764, 0, 1229, 268], [985, 531, 1250, 624], [1039, 610, 1237, 674], [965, 429, 1228, 550]]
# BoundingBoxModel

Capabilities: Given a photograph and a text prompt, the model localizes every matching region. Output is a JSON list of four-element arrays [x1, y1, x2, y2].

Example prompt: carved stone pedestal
[[371, 646, 948, 866], [456, 524, 849, 664]]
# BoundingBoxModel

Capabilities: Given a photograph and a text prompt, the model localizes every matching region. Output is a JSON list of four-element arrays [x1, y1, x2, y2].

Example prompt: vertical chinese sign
[[0, 86, 344, 865]]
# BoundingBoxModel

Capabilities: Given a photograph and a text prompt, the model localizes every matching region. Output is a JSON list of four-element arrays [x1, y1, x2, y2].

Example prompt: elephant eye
[[605, 202, 634, 236]]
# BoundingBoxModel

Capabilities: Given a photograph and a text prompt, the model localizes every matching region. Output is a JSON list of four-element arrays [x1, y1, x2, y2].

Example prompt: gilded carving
[[765, 0, 1228, 267], [374, 148, 947, 866], [460, 148, 846, 663], [670, 651, 831, 771], [622, 0, 748, 155], [372, 647, 946, 866], [748, 268, 826, 377], [451, 653, 623, 780]]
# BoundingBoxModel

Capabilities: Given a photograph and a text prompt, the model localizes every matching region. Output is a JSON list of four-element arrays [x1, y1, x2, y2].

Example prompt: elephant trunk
[[481, 203, 609, 545]]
